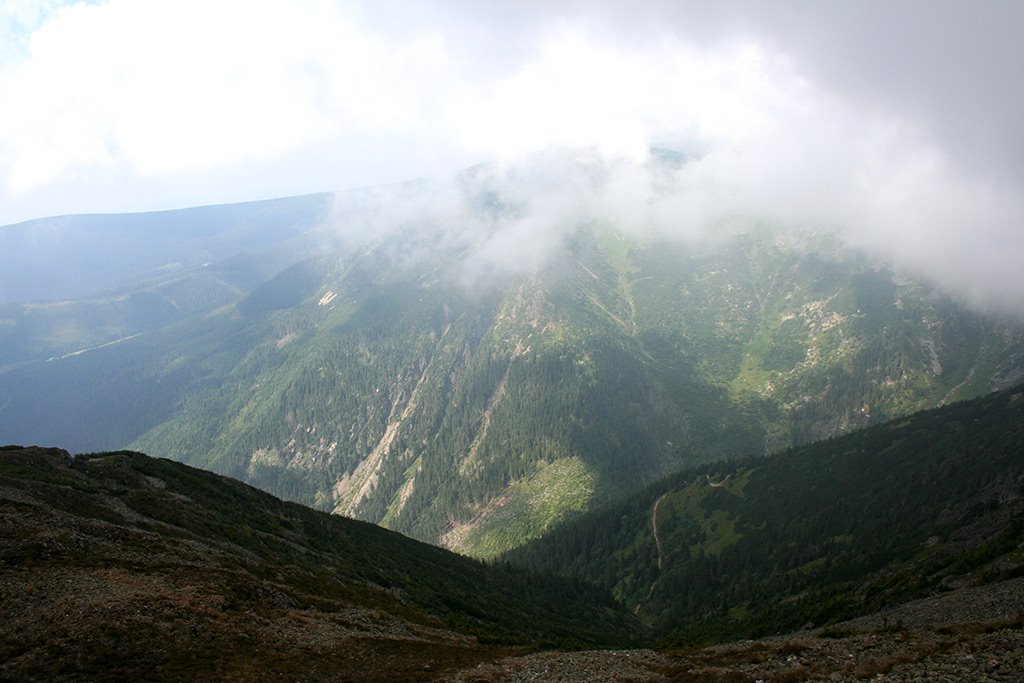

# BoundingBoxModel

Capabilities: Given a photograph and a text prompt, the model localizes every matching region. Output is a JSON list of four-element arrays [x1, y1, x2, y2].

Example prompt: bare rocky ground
[[448, 624, 1024, 682], [448, 579, 1024, 682], [0, 542, 508, 681], [0, 448, 559, 681], [13, 558, 1014, 682]]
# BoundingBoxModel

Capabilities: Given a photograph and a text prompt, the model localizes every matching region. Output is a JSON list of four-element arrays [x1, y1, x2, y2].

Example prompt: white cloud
[[0, 0, 459, 194], [0, 1, 1021, 316], [4, 1, 327, 187]]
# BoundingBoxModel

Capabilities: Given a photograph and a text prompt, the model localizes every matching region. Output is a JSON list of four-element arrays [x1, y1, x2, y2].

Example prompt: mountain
[[0, 193, 336, 368], [0, 445, 634, 680], [0, 193, 333, 305], [505, 385, 1024, 645], [1, 175, 1022, 558]]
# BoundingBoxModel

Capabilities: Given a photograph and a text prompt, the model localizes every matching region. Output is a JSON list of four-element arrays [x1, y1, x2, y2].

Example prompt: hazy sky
[[1, 1, 1022, 313]]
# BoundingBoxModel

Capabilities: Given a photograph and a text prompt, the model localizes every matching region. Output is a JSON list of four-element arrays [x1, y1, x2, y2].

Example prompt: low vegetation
[[0, 444, 637, 682], [3, 386, 1024, 679]]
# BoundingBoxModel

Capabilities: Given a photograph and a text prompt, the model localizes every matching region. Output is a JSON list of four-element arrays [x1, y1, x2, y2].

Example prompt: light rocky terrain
[[448, 578, 1024, 682]]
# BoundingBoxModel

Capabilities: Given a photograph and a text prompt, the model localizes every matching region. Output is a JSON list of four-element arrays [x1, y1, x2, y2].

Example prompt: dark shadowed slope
[[0, 446, 635, 681], [507, 385, 1024, 645]]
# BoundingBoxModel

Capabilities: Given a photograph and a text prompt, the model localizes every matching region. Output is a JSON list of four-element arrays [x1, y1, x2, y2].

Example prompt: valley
[[1, 185, 1022, 560], [508, 386, 1024, 646]]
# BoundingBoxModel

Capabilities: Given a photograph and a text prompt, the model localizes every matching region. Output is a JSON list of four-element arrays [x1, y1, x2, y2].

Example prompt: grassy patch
[[463, 457, 596, 559]]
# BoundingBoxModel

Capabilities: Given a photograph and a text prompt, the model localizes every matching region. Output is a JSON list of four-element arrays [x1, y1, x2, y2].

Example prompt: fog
[[1, 1, 1021, 315]]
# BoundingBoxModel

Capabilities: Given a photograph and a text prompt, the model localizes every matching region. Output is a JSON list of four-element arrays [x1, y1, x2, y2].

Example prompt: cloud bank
[[0, 1, 1021, 315]]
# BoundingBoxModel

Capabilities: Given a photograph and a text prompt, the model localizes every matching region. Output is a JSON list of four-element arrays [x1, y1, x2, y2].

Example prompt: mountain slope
[[1, 181, 1022, 557], [0, 445, 635, 680], [4, 428, 1024, 681], [122, 227, 1024, 555], [506, 385, 1024, 644]]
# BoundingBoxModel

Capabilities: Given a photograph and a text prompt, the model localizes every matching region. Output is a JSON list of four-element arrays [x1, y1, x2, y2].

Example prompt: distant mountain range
[[0, 193, 333, 304], [1, 174, 1022, 558]]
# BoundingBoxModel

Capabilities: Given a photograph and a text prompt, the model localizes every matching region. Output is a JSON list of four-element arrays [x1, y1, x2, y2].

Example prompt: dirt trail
[[707, 473, 732, 488], [46, 333, 142, 362], [652, 493, 668, 571], [587, 293, 633, 334], [635, 493, 670, 611], [941, 355, 980, 405]]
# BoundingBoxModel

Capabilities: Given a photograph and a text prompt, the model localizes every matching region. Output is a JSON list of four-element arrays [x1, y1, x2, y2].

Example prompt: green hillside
[[101, 228, 1024, 555], [506, 385, 1024, 644], [1, 184, 1022, 558]]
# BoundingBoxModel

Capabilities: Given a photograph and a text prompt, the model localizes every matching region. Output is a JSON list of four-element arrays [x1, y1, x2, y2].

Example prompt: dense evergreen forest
[[506, 385, 1024, 644]]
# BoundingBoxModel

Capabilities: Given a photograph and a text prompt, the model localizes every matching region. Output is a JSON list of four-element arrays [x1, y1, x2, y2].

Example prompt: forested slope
[[507, 385, 1024, 644], [2, 181, 1022, 557]]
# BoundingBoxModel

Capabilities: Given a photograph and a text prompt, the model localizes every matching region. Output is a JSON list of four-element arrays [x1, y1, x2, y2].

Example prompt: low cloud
[[2, 1, 1021, 316], [330, 78, 1024, 317]]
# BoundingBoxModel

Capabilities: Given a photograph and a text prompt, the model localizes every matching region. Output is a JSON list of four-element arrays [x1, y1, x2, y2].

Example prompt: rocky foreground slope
[[2, 440, 1023, 681], [0, 446, 633, 681], [452, 580, 1024, 681]]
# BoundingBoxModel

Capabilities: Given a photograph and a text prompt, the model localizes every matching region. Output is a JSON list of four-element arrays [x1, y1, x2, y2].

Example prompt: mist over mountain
[[2, 164, 1021, 559], [320, 150, 1024, 319], [4, 3, 1024, 318]]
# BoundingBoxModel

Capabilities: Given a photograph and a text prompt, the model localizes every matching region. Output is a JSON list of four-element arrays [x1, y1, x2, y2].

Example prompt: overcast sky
[[1, 0, 1022, 314]]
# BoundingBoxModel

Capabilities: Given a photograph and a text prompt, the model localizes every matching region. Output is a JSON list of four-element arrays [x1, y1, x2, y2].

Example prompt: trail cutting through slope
[[637, 492, 671, 611], [652, 492, 668, 572], [46, 334, 142, 362], [941, 348, 982, 405]]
